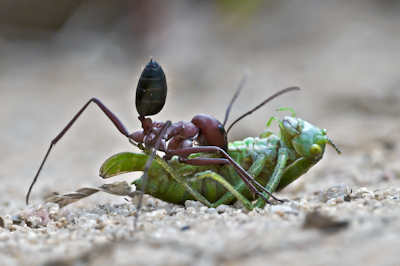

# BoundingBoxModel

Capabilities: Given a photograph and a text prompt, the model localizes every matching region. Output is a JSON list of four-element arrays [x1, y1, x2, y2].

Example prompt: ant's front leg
[[26, 98, 133, 204], [165, 146, 280, 203]]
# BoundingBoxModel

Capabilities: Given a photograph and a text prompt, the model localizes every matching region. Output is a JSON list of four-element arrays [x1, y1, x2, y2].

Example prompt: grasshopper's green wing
[[99, 152, 165, 178]]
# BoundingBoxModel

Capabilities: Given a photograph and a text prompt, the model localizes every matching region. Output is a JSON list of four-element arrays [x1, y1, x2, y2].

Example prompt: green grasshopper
[[100, 107, 341, 210]]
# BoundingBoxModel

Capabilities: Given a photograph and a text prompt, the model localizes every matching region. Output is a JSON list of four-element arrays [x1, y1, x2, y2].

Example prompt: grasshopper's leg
[[150, 155, 214, 208], [266, 108, 296, 128], [267, 116, 283, 127], [275, 107, 296, 117], [207, 153, 269, 210], [177, 153, 272, 211], [167, 146, 280, 202], [151, 147, 269, 211], [140, 142, 282, 210], [194, 171, 254, 210], [254, 148, 289, 209]]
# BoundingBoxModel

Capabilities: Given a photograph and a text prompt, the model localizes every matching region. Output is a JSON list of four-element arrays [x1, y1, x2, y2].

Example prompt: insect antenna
[[327, 138, 341, 154], [134, 120, 171, 230], [226, 87, 300, 134], [222, 71, 251, 127]]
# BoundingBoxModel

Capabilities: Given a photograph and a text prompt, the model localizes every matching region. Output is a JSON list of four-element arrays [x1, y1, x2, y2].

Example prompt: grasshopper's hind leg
[[207, 149, 289, 210], [139, 150, 254, 209], [195, 153, 278, 210], [153, 154, 263, 211], [193, 171, 254, 210], [152, 150, 287, 211]]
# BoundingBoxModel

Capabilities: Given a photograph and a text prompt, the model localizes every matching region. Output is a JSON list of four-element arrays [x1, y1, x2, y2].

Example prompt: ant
[[26, 59, 298, 208]]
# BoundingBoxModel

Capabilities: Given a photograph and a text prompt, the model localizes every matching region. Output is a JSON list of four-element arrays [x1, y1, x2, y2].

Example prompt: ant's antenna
[[226, 87, 300, 134], [222, 71, 251, 127]]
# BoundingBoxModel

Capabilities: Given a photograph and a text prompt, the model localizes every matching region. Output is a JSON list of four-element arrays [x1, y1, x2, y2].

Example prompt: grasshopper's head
[[281, 116, 341, 161]]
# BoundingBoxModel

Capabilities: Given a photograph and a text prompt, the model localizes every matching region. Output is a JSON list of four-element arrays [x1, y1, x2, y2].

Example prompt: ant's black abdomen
[[136, 59, 167, 117]]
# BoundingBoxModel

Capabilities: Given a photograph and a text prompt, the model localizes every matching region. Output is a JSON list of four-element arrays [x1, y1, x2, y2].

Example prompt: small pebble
[[184, 200, 204, 210], [216, 205, 230, 213], [181, 225, 191, 231], [206, 208, 218, 214], [270, 205, 295, 216], [318, 183, 346, 203]]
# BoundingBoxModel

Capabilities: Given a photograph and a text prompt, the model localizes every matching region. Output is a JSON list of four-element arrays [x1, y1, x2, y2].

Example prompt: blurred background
[[1, 0, 400, 212]]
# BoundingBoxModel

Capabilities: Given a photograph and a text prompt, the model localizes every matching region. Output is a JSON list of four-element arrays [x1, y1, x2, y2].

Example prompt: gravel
[[1, 178, 400, 266], [2, 1, 400, 265]]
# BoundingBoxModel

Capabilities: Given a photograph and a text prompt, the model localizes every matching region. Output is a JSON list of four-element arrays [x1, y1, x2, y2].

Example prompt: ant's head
[[192, 114, 228, 151]]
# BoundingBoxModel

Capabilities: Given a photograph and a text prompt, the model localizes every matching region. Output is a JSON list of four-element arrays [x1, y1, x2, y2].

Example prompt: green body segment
[[101, 152, 244, 205], [100, 110, 340, 210], [132, 161, 238, 205]]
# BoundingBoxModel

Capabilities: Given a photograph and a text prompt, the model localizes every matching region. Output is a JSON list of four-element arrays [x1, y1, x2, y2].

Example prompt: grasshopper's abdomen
[[228, 133, 280, 163], [132, 166, 242, 205]]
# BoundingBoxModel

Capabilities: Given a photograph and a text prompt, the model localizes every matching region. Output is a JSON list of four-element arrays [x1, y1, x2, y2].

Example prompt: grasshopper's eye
[[309, 144, 322, 156]]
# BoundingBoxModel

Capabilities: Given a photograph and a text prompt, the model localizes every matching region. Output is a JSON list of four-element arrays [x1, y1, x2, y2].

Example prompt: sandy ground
[[1, 1, 400, 265]]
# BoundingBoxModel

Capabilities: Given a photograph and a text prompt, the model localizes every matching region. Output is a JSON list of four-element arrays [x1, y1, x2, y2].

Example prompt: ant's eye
[[309, 144, 322, 156], [218, 124, 226, 135]]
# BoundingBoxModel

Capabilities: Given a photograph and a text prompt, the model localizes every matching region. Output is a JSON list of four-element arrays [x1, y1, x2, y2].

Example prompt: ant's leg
[[26, 98, 131, 204], [166, 146, 279, 203], [133, 121, 170, 229]]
